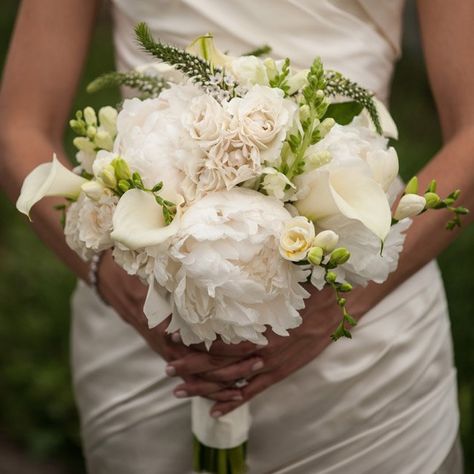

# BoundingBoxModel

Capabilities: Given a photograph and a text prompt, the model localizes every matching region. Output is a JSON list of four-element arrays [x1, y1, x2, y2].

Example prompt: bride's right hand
[[96, 250, 250, 402]]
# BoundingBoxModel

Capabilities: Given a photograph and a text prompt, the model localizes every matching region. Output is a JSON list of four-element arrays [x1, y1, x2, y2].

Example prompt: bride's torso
[[111, 0, 405, 103]]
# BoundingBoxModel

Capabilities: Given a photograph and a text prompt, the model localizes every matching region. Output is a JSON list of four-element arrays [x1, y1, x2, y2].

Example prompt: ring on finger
[[233, 378, 249, 388]]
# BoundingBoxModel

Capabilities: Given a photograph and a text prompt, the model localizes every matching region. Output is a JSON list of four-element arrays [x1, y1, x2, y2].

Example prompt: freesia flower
[[279, 216, 315, 262]]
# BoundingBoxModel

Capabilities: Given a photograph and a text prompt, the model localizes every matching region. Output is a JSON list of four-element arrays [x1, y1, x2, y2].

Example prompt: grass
[[0, 1, 473, 471]]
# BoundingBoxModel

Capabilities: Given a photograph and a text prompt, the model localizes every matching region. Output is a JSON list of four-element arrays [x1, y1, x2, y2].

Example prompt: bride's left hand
[[169, 285, 364, 416]]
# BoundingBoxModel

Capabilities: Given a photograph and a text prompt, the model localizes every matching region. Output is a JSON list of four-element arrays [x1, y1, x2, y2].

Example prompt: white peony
[[64, 193, 118, 261], [148, 188, 310, 347], [226, 85, 297, 165], [112, 244, 156, 282]]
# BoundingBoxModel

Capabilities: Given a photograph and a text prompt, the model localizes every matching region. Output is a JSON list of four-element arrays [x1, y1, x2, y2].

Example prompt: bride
[[1, 1, 473, 473]]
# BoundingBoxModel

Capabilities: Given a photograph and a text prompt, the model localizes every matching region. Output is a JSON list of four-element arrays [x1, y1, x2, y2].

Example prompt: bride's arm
[[170, 0, 474, 416], [0, 1, 250, 395]]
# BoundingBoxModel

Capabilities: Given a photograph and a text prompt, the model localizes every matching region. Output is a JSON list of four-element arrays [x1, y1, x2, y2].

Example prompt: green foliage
[[243, 44, 272, 57], [135, 22, 237, 95], [324, 70, 382, 133], [87, 70, 167, 98], [269, 58, 291, 95], [324, 101, 364, 126]]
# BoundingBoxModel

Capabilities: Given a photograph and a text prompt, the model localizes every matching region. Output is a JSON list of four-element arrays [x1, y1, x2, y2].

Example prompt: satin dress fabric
[[71, 1, 460, 472]]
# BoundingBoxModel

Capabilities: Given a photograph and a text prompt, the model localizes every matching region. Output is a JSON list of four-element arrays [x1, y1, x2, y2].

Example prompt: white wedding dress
[[71, 1, 460, 473]]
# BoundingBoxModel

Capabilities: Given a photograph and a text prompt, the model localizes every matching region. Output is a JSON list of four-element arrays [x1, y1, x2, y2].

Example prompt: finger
[[192, 340, 262, 357], [166, 352, 239, 377], [200, 356, 264, 383], [210, 372, 276, 417], [173, 378, 232, 399], [204, 389, 244, 402]]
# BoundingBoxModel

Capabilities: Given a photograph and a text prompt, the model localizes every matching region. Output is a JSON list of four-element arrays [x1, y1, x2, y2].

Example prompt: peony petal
[[143, 278, 172, 329], [110, 189, 181, 250], [296, 169, 392, 240], [16, 154, 87, 218]]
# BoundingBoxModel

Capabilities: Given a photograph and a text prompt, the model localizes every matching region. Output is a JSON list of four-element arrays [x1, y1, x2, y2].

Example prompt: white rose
[[147, 188, 310, 347], [182, 94, 230, 148], [394, 194, 426, 220], [279, 216, 315, 262], [230, 56, 269, 87], [226, 85, 297, 164]]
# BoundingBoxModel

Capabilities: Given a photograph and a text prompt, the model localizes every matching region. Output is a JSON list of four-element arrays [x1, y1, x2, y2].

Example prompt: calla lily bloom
[[110, 189, 181, 250], [16, 154, 87, 218], [295, 168, 392, 240]]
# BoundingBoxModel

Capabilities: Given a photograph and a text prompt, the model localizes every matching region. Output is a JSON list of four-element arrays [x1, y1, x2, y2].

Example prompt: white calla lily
[[16, 154, 87, 218], [186, 34, 234, 68], [110, 189, 181, 250], [295, 168, 392, 240]]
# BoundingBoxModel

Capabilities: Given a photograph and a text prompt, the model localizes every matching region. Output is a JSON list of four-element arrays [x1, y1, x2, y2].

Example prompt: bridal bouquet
[[16, 24, 468, 474]]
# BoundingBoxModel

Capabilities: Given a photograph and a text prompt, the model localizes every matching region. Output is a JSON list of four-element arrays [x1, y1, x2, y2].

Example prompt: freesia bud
[[100, 164, 117, 189], [329, 247, 351, 266], [94, 130, 114, 151], [307, 246, 323, 266], [81, 180, 105, 200], [263, 58, 278, 81], [339, 282, 353, 292], [84, 107, 97, 126], [325, 271, 337, 284], [69, 119, 86, 136], [404, 176, 419, 195], [313, 230, 339, 253], [112, 158, 132, 181], [86, 125, 97, 140], [424, 192, 441, 208], [394, 194, 426, 220]]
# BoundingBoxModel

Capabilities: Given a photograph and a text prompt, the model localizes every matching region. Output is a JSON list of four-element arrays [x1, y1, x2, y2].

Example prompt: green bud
[[404, 176, 419, 195], [427, 179, 437, 193], [70, 119, 86, 136], [325, 271, 337, 284], [315, 90, 325, 99], [100, 164, 117, 189], [112, 158, 132, 181], [339, 282, 353, 293], [307, 246, 324, 266], [337, 297, 346, 307], [118, 179, 131, 193], [424, 192, 441, 208], [84, 106, 97, 126], [132, 172, 144, 189], [450, 189, 461, 200], [152, 182, 163, 193], [455, 206, 469, 215], [329, 247, 351, 266]]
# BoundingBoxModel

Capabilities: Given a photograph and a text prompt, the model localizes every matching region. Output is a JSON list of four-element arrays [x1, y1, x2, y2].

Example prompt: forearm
[[0, 130, 90, 282], [352, 125, 474, 316]]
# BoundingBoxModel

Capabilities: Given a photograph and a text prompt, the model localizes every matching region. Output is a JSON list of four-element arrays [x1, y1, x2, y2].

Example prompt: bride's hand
[[97, 251, 258, 401], [170, 285, 361, 416]]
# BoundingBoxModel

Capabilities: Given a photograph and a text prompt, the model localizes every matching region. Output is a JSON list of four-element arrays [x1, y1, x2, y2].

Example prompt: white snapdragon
[[261, 168, 295, 201]]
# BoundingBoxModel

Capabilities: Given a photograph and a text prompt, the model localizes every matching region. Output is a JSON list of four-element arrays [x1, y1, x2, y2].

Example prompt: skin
[[0, 0, 473, 420]]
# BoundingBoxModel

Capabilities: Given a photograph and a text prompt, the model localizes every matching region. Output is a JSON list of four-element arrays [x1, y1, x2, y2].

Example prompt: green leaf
[[324, 101, 364, 126]]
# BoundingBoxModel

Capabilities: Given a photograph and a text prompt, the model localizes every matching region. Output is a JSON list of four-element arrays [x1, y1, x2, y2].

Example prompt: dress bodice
[[111, 0, 405, 102]]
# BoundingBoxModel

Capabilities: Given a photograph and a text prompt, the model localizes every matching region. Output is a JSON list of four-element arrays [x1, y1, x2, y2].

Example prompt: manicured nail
[[165, 365, 176, 377], [171, 332, 181, 343], [174, 390, 188, 398], [232, 394, 244, 401], [252, 360, 264, 371], [211, 411, 223, 418]]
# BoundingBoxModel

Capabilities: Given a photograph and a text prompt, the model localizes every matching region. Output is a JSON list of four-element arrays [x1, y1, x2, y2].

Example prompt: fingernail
[[165, 365, 176, 377], [211, 411, 223, 418], [174, 390, 188, 398], [252, 360, 264, 371], [171, 332, 181, 343], [232, 394, 243, 401]]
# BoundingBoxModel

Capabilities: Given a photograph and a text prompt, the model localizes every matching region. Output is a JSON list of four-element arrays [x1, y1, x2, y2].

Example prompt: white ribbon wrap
[[192, 397, 251, 449]]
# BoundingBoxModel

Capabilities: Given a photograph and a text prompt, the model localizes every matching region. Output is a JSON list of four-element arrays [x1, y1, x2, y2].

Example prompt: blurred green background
[[0, 1, 473, 473]]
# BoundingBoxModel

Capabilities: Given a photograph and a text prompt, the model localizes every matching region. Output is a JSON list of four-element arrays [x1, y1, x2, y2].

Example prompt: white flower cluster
[[17, 33, 424, 348]]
